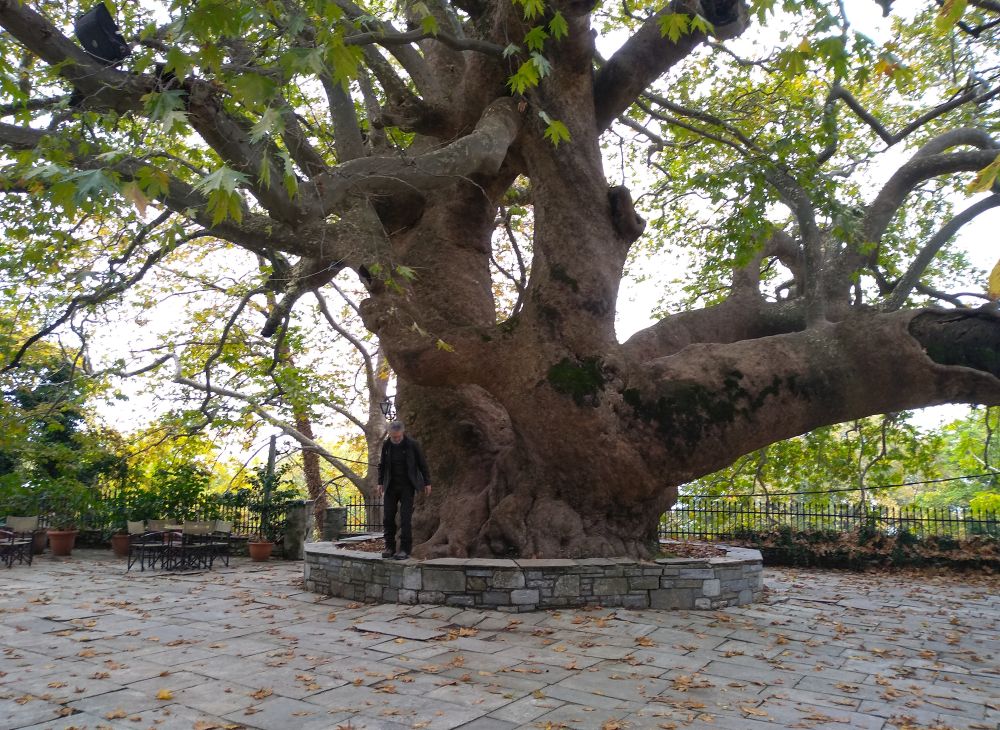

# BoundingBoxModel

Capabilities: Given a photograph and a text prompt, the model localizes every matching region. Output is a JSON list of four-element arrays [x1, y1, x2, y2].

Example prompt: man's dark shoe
[[381, 550, 394, 559], [392, 551, 410, 560]]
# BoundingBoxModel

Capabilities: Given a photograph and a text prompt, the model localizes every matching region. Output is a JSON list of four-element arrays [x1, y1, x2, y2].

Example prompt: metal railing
[[660, 500, 999, 541], [334, 498, 999, 541]]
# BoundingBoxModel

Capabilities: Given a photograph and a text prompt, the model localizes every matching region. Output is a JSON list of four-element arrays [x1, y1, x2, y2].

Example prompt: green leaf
[[326, 40, 362, 90], [249, 107, 285, 143], [966, 152, 1000, 194], [142, 89, 188, 133], [543, 119, 571, 147], [194, 166, 249, 225], [231, 73, 277, 109], [548, 11, 569, 40], [524, 25, 549, 53], [530, 52, 552, 78], [421, 13, 439, 35], [658, 13, 690, 43], [435, 339, 455, 352], [935, 0, 967, 33], [689, 13, 714, 35], [164, 46, 192, 79], [507, 59, 541, 94], [520, 0, 546, 20], [503, 43, 522, 58], [395, 265, 417, 281]]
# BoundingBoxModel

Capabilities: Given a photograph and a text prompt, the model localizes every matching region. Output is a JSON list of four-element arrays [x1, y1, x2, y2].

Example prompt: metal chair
[[208, 520, 233, 568], [126, 520, 168, 571], [165, 521, 213, 570], [1, 516, 36, 568]]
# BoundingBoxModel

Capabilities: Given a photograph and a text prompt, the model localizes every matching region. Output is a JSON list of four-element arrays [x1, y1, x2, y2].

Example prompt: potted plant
[[248, 533, 275, 561], [40, 478, 87, 556], [246, 464, 297, 562], [106, 488, 132, 557]]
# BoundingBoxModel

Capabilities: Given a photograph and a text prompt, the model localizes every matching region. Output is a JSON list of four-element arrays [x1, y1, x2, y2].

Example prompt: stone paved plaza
[[1, 550, 997, 730]]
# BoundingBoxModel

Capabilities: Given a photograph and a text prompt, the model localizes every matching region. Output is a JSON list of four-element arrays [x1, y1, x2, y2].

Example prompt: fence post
[[323, 507, 348, 541], [283, 500, 311, 560]]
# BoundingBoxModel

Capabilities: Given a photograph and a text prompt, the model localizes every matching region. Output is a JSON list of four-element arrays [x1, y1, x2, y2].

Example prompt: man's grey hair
[[389, 420, 405, 431]]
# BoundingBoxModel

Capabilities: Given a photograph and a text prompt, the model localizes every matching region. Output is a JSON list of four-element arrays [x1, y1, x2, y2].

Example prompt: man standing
[[376, 420, 432, 560]]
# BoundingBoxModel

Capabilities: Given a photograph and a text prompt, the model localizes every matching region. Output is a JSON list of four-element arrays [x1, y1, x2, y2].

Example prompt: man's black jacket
[[378, 435, 432, 492]]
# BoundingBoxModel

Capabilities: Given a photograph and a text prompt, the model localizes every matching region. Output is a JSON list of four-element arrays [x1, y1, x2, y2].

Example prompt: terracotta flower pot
[[111, 533, 130, 557], [48, 529, 78, 556], [248, 541, 274, 562]]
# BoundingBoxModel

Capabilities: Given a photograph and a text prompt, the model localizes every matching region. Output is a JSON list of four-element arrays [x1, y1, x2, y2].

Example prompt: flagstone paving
[[1, 550, 997, 730]]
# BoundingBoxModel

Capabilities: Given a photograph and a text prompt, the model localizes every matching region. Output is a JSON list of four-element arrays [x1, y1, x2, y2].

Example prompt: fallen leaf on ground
[[155, 689, 173, 700]]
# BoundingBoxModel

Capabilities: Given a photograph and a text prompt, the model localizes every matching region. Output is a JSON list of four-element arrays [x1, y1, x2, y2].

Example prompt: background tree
[[1, 0, 999, 558]]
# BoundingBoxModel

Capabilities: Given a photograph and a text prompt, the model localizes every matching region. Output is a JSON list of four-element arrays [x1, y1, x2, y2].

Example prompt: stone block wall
[[304, 542, 763, 611]]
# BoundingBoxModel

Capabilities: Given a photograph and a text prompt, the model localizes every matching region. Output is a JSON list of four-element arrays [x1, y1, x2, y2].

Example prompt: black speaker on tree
[[74, 4, 131, 66]]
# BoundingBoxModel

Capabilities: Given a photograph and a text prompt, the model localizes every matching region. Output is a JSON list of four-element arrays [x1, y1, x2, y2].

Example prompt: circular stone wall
[[304, 538, 763, 612]]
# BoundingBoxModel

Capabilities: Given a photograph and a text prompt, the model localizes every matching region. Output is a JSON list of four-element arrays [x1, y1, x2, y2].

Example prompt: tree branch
[[883, 193, 1000, 311], [314, 97, 523, 214], [862, 136, 1000, 245], [170, 354, 366, 487], [593, 0, 749, 131]]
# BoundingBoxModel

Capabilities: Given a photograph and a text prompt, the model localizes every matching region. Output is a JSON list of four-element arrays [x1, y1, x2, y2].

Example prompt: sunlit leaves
[[538, 111, 570, 147], [658, 13, 690, 43], [507, 59, 540, 94], [230, 72, 277, 111], [934, 0, 968, 33], [988, 259, 1000, 301]]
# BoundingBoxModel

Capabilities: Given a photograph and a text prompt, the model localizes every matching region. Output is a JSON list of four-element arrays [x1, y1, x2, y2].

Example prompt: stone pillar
[[283, 500, 313, 560], [323, 507, 348, 542]]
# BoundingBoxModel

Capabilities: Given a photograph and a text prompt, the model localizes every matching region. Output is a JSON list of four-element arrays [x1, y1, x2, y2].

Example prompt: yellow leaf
[[156, 689, 173, 700], [121, 181, 149, 216], [966, 152, 1000, 194], [988, 258, 1000, 301]]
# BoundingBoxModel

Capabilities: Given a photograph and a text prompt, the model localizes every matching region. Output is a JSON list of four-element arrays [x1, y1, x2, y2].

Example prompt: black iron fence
[[333, 498, 382, 533], [336, 498, 999, 542], [660, 499, 999, 541], [25, 500, 291, 539]]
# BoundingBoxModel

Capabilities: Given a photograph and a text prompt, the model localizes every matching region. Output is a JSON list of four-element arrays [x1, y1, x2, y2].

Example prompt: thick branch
[[314, 98, 522, 214], [862, 141, 999, 245], [627, 309, 1000, 477], [884, 194, 1000, 311], [594, 0, 749, 131]]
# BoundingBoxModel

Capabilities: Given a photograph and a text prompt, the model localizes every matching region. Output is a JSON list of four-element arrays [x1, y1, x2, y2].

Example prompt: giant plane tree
[[0, 0, 999, 558]]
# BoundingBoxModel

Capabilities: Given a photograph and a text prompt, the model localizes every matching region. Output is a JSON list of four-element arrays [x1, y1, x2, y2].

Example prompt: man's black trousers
[[383, 481, 414, 554]]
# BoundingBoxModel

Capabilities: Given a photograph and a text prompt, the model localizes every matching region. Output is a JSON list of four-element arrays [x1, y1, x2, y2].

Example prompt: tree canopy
[[1, 0, 999, 557]]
